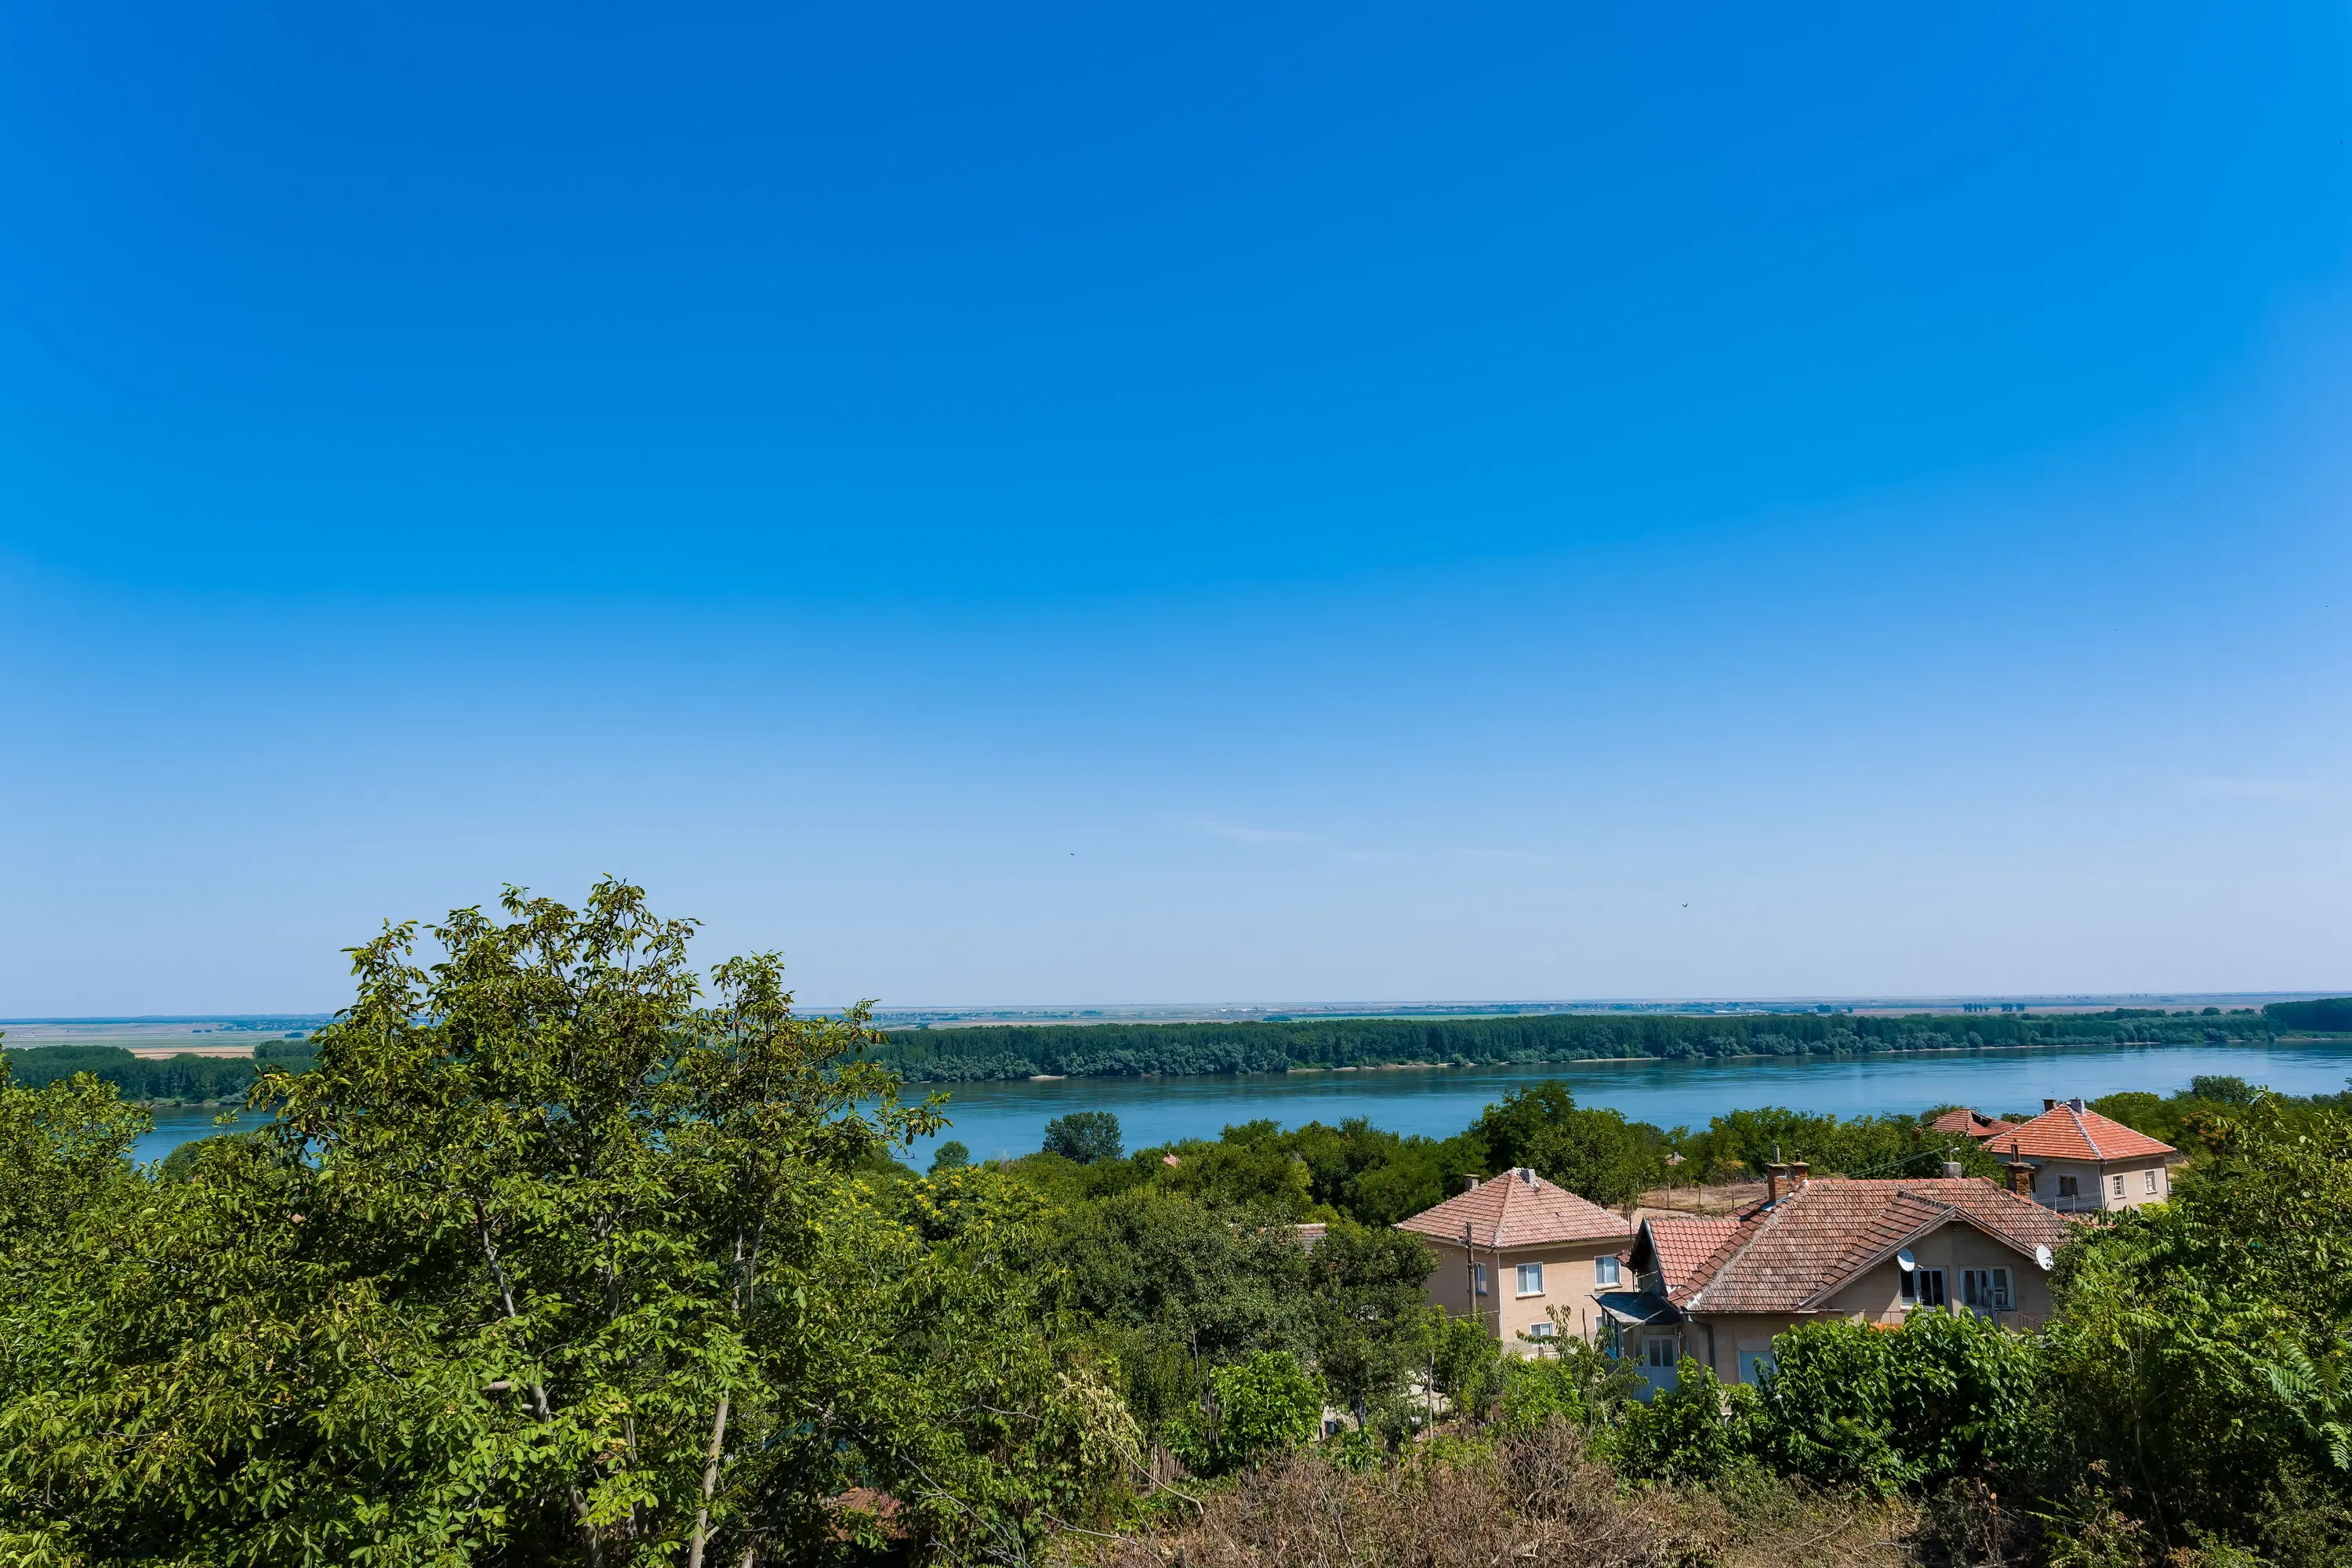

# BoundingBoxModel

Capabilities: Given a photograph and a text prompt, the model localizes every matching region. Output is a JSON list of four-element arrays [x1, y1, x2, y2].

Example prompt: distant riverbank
[[870, 1005, 2321, 1083]]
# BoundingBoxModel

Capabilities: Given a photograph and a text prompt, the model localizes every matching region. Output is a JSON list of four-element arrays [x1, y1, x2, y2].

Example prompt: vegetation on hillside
[[0, 887, 2344, 1566]]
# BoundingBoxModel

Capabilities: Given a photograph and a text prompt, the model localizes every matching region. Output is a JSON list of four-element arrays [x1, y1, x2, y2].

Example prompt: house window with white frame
[[1515, 1262, 1544, 1296], [1528, 1321, 1555, 1340], [1595, 1254, 1621, 1287], [2111, 1172, 2125, 1198], [2144, 1169, 2159, 1195], [1962, 1268, 2013, 1312], [1900, 1267, 1947, 1307]]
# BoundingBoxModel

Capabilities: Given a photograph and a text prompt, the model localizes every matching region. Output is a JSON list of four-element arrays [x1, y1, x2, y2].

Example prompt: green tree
[[1042, 1109, 1123, 1164], [1209, 1350, 1323, 1469], [2041, 1101, 2352, 1563], [0, 883, 1133, 1567], [1473, 1082, 1667, 1207], [927, 1138, 971, 1174], [1304, 1221, 1435, 1419]]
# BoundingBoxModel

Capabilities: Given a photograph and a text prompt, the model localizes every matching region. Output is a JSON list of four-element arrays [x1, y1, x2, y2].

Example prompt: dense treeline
[[0, 1041, 318, 1102], [2, 1045, 277, 1102], [871, 1006, 2303, 1081], [2, 884, 2346, 1567], [2267, 996, 2352, 1031]]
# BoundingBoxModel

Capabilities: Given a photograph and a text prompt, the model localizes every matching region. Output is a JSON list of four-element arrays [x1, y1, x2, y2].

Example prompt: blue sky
[[3, 0, 2348, 1013]]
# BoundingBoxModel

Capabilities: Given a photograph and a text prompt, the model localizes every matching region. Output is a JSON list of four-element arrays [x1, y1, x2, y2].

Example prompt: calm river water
[[130, 1039, 2352, 1168]]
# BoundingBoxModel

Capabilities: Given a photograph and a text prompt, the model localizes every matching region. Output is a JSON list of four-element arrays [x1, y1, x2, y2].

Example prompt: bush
[[927, 1138, 970, 1174], [1495, 1333, 1643, 1434], [1209, 1350, 1323, 1469], [1745, 1309, 2040, 1494], [1613, 1358, 1751, 1483]]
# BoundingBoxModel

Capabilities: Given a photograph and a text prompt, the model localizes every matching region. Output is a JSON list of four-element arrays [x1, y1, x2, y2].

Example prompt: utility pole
[[1462, 1219, 1479, 1334]]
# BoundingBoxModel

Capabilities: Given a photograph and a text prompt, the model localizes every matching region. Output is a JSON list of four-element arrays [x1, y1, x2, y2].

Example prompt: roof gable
[[1396, 1168, 1632, 1249]]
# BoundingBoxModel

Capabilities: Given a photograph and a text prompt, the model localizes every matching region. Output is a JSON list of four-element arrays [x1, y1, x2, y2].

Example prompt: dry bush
[[1089, 1421, 1921, 1568]]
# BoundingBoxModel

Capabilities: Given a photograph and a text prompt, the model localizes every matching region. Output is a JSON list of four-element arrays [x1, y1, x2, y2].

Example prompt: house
[[1595, 1163, 2076, 1395], [1926, 1107, 2016, 1142], [1396, 1167, 1633, 1350], [1984, 1098, 2176, 1212]]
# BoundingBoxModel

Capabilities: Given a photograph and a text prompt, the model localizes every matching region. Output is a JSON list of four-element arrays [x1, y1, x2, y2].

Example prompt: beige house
[[1984, 1098, 2176, 1212], [1609, 1167, 2078, 1393], [1396, 1167, 1633, 1351]]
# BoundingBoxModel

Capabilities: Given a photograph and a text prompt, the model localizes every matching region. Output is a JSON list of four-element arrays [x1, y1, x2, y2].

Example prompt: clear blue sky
[[3, 1, 2348, 1014]]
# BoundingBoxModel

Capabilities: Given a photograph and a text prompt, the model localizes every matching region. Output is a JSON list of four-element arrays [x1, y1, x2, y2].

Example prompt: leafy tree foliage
[[0, 884, 1131, 1566], [1473, 1082, 1666, 1206], [2040, 1098, 2352, 1563], [1207, 1351, 1323, 1470], [1041, 1109, 1123, 1163], [927, 1138, 970, 1173]]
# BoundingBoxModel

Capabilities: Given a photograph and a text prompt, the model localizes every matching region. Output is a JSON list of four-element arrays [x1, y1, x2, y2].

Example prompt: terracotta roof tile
[[1396, 1168, 1633, 1249], [1645, 1217, 1748, 1300], [1640, 1178, 2074, 1316], [1928, 1108, 2016, 1140], [1985, 1104, 2174, 1163]]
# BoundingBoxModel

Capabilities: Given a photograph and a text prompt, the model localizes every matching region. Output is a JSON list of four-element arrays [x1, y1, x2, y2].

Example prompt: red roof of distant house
[[1928, 1108, 2016, 1140], [1639, 1178, 2075, 1315], [1985, 1103, 2174, 1163], [1396, 1168, 1632, 1249]]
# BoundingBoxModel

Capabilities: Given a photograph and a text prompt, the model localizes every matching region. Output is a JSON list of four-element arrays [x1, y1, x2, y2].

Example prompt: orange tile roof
[[1640, 1178, 2075, 1316], [1396, 1168, 1633, 1249], [1646, 1216, 1747, 1297], [1928, 1108, 2016, 1139], [1985, 1103, 2174, 1163]]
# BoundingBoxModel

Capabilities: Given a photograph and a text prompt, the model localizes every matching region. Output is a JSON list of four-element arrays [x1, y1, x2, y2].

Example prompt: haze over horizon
[[5, 1, 2349, 1015]]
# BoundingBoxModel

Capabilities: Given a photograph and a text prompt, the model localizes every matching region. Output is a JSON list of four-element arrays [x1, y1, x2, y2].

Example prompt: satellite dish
[[2034, 1244, 2053, 1272], [1895, 1248, 1916, 1273]]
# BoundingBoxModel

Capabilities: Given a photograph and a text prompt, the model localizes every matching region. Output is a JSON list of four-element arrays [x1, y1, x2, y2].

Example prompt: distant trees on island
[[869, 1004, 2328, 1083], [5, 1004, 2340, 1102]]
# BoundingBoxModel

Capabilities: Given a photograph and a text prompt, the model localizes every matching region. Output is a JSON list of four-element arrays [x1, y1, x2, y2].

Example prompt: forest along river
[[130, 1038, 2352, 1167]]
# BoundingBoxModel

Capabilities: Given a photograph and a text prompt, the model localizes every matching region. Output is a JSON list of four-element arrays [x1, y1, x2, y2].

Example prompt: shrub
[[1210, 1350, 1323, 1469], [1613, 1358, 1751, 1483]]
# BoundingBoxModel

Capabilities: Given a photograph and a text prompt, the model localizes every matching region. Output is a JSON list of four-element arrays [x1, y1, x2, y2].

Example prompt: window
[[1737, 1350, 1776, 1385], [1900, 1268, 1947, 1307], [1962, 1268, 2013, 1312], [1644, 1338, 1678, 1368], [2111, 1173, 2126, 1199], [2144, 1169, 2159, 1195], [2057, 1174, 2080, 1198], [1515, 1262, 1544, 1296], [1528, 1321, 1555, 1340], [1473, 1264, 1488, 1295], [1595, 1255, 1621, 1287]]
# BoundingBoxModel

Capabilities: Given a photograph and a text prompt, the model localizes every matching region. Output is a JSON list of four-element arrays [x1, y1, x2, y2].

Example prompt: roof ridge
[[2079, 1105, 2117, 1166]]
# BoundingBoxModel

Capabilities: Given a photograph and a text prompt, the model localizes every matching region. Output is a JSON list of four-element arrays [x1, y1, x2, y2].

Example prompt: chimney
[[1518, 1167, 1537, 1186], [2003, 1160, 2034, 1196], [1463, 1175, 1480, 1194], [2043, 1098, 2059, 1112], [1788, 1160, 1809, 1190], [1765, 1162, 1788, 1206], [2069, 1097, 2086, 1113], [1941, 1160, 1963, 1179]]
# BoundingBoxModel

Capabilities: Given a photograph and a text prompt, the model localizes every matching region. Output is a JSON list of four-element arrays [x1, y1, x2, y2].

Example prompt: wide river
[[129, 1039, 2352, 1167]]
